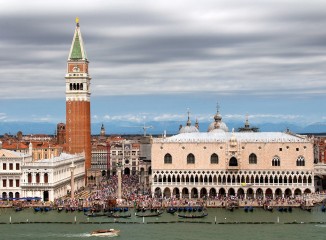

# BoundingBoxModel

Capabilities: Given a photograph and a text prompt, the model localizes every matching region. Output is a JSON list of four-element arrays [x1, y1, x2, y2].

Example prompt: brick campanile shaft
[[65, 18, 91, 176]]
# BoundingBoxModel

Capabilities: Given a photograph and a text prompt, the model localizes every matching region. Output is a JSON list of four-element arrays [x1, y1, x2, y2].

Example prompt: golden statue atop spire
[[75, 17, 80, 27]]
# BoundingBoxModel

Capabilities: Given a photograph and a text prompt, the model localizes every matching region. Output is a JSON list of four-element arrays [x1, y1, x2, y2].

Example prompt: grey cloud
[[0, 0, 326, 100]]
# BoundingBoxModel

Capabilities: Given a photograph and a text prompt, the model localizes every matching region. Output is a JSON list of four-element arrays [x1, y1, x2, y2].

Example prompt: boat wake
[[60, 233, 119, 238], [60, 233, 93, 238], [315, 225, 326, 228]]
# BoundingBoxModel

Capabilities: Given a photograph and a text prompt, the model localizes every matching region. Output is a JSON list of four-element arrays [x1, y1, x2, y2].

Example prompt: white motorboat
[[90, 229, 120, 237]]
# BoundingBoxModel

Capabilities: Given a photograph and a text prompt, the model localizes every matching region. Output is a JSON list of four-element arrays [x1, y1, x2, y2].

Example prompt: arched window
[[229, 157, 238, 166], [69, 83, 72, 90], [80, 83, 83, 90], [296, 156, 305, 166], [187, 153, 195, 164], [28, 173, 32, 183], [249, 153, 257, 164], [210, 153, 219, 164], [272, 156, 280, 166], [36, 173, 40, 183], [164, 153, 172, 164], [44, 173, 48, 183]]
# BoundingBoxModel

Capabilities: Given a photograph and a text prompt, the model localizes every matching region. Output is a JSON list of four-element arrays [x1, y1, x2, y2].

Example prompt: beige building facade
[[151, 112, 314, 199]]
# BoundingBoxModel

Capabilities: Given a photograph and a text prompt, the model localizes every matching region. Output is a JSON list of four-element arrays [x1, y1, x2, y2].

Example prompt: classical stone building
[[21, 153, 85, 201], [1, 140, 85, 201], [0, 142, 32, 199], [151, 110, 314, 199], [110, 139, 140, 175]]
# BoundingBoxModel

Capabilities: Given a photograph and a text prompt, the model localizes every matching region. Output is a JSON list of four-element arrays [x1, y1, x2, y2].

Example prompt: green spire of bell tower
[[68, 18, 87, 61]]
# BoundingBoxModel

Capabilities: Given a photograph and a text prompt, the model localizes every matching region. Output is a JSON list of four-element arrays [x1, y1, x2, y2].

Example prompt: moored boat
[[178, 213, 208, 218], [263, 204, 273, 212], [135, 211, 163, 217], [34, 207, 41, 212], [107, 213, 131, 218], [85, 212, 106, 217], [15, 207, 23, 212], [166, 207, 177, 214]]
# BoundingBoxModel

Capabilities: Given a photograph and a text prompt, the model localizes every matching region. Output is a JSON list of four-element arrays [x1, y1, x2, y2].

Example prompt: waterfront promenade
[[1, 174, 325, 210]]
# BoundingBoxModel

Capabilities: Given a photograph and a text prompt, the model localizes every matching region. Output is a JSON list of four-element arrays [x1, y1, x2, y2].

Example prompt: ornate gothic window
[[249, 153, 257, 164], [187, 153, 195, 164], [296, 156, 305, 166], [210, 153, 219, 164], [164, 153, 172, 164], [229, 157, 238, 166], [272, 156, 280, 166]]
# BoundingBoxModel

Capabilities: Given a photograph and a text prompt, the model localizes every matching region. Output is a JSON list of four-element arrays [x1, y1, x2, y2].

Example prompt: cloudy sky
[[0, 0, 325, 127]]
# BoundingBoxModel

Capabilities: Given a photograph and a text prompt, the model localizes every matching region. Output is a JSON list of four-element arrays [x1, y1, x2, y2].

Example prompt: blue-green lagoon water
[[0, 207, 326, 240]]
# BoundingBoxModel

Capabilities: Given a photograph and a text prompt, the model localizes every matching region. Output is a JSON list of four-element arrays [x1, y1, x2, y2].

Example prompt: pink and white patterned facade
[[151, 131, 314, 199]]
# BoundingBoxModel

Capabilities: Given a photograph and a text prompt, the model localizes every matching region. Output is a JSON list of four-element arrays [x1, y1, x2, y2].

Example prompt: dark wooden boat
[[107, 213, 131, 218], [85, 212, 106, 217], [263, 205, 273, 212], [43, 207, 51, 212], [15, 207, 23, 212], [135, 211, 163, 217], [57, 206, 64, 212], [178, 213, 208, 218], [166, 207, 177, 214], [300, 204, 312, 212], [34, 207, 41, 212], [226, 206, 234, 211]]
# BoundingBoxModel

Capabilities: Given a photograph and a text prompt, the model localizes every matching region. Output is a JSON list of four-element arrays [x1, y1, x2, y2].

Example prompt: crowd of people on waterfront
[[51, 174, 319, 210], [1, 174, 325, 210]]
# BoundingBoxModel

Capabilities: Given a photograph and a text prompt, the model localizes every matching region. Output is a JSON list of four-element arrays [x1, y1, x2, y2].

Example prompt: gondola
[[85, 212, 106, 217], [226, 206, 235, 212], [15, 207, 23, 212], [263, 205, 273, 212], [57, 206, 64, 212], [135, 211, 163, 217], [34, 207, 41, 212], [107, 213, 131, 218], [166, 207, 177, 214], [178, 213, 208, 218], [83, 207, 90, 212], [43, 207, 51, 212], [300, 205, 312, 212]]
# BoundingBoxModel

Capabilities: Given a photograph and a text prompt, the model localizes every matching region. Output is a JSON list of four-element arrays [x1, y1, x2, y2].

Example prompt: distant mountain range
[[1, 120, 326, 136]]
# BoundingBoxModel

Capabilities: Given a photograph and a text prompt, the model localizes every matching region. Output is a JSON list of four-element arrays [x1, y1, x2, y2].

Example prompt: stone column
[[117, 163, 122, 200], [70, 162, 76, 199]]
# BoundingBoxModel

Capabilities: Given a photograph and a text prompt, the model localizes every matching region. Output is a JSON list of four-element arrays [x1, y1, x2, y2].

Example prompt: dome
[[207, 108, 228, 132], [178, 110, 199, 134], [179, 125, 199, 134], [208, 121, 229, 132]]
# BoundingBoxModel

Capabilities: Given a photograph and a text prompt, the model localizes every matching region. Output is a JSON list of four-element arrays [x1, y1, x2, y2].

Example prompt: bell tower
[[65, 18, 91, 173]]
